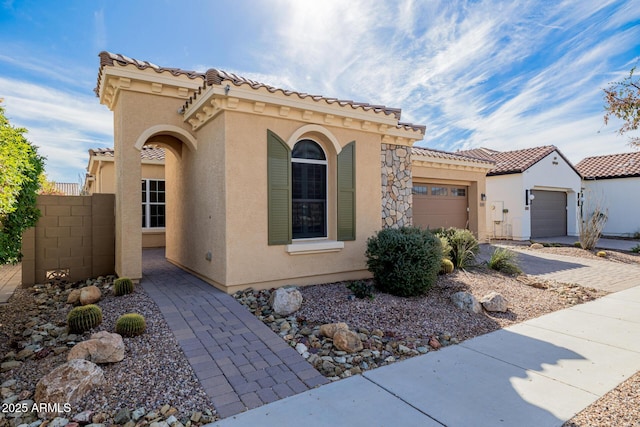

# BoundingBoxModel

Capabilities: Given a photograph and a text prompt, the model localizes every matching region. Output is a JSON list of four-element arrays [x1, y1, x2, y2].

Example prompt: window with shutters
[[268, 129, 355, 246]]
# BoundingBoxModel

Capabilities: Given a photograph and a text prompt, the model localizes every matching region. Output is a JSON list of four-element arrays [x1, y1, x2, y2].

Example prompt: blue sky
[[1, 0, 639, 183]]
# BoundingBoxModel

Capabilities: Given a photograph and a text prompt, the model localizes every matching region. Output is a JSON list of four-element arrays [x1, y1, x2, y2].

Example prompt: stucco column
[[113, 108, 142, 280]]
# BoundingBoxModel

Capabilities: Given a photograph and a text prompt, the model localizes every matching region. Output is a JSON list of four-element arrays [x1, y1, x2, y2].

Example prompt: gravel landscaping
[[0, 277, 216, 427], [1, 244, 638, 426]]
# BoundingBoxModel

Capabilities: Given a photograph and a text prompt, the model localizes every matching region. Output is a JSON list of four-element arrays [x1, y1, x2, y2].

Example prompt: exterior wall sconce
[[525, 189, 535, 205], [224, 84, 231, 95], [481, 193, 486, 201]]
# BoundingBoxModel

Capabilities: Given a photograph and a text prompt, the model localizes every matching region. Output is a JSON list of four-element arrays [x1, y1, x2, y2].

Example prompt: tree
[[0, 101, 45, 264], [604, 67, 640, 146]]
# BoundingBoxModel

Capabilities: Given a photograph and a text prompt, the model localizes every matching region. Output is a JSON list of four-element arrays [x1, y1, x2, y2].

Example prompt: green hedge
[[365, 226, 442, 297]]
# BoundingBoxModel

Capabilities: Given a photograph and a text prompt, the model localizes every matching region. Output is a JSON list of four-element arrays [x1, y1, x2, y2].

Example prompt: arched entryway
[[114, 124, 196, 281]]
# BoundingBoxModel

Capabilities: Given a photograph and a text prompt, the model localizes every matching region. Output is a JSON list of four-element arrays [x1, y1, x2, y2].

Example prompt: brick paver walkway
[[141, 249, 329, 418], [481, 244, 640, 292]]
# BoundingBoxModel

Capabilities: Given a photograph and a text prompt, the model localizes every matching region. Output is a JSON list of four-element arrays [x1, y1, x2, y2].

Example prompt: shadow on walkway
[[479, 244, 586, 275], [141, 248, 328, 418]]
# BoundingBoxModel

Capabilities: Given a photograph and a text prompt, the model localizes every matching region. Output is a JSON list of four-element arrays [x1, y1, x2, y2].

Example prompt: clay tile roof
[[412, 146, 495, 165], [96, 51, 425, 134], [455, 147, 500, 162], [486, 145, 558, 175], [576, 151, 640, 179], [90, 146, 165, 162], [96, 52, 204, 95]]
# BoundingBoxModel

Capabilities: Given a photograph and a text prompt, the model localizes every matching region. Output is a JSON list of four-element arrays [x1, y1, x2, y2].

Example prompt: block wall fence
[[21, 194, 115, 286]]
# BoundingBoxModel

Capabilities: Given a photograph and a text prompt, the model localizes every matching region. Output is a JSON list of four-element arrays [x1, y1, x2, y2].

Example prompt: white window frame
[[291, 139, 329, 240], [142, 179, 166, 229]]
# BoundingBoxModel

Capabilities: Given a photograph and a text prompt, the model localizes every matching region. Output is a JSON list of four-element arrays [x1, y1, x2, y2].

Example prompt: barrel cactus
[[116, 313, 146, 337], [67, 304, 103, 333], [113, 277, 134, 296], [440, 258, 454, 274], [596, 251, 607, 257]]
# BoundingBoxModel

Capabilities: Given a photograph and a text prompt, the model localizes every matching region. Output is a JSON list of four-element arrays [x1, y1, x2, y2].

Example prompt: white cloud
[[0, 76, 113, 182]]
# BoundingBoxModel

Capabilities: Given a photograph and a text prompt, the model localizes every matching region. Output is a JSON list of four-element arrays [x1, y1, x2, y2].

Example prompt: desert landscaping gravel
[[0, 278, 216, 426], [1, 245, 638, 426]]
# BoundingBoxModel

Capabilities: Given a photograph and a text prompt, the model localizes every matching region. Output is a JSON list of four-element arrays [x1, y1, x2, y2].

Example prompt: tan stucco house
[[84, 146, 166, 248], [96, 52, 434, 293]]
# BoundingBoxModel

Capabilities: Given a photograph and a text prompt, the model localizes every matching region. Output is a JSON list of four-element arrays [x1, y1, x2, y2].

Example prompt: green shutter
[[267, 130, 292, 245], [337, 141, 356, 241]]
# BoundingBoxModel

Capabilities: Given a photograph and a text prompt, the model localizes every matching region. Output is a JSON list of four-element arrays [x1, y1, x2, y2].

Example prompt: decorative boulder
[[269, 287, 303, 316], [35, 359, 104, 419], [319, 322, 349, 338], [530, 243, 544, 249], [333, 329, 363, 353], [67, 331, 124, 363], [481, 291, 508, 312], [451, 292, 482, 314], [79, 286, 101, 305], [67, 289, 81, 305]]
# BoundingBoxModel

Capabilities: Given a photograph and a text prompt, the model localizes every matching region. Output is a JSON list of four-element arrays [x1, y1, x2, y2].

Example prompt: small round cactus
[[440, 258, 454, 274], [596, 251, 607, 257], [113, 277, 134, 296], [68, 304, 103, 333], [116, 313, 146, 337]]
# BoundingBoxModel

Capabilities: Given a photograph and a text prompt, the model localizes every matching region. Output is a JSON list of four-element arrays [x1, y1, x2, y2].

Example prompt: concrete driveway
[[479, 242, 640, 292]]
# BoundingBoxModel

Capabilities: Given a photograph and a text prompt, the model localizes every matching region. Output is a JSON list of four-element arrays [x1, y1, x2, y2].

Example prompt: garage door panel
[[531, 190, 567, 238], [413, 184, 468, 230]]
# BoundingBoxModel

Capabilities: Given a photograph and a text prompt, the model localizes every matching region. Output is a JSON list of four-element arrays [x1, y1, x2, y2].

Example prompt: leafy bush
[[438, 236, 452, 260], [574, 241, 583, 248], [435, 228, 479, 268], [631, 244, 640, 253], [488, 248, 522, 275], [346, 280, 375, 299], [365, 226, 442, 297]]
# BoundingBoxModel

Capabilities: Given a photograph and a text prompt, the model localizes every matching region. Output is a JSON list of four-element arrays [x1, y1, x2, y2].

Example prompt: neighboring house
[[576, 151, 640, 237], [459, 146, 581, 240], [411, 147, 494, 240], [95, 52, 427, 292], [84, 146, 166, 248]]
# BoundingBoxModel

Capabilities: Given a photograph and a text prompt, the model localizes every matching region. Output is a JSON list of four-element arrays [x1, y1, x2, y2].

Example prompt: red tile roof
[[576, 151, 640, 179], [90, 146, 165, 162], [412, 146, 495, 165], [458, 146, 577, 176], [455, 147, 499, 161], [96, 51, 425, 134]]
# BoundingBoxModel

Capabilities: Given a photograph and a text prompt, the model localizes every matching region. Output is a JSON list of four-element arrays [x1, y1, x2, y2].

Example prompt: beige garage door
[[413, 183, 468, 230]]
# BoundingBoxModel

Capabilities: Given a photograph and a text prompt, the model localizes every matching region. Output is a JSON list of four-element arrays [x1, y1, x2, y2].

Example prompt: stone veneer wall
[[381, 143, 412, 228]]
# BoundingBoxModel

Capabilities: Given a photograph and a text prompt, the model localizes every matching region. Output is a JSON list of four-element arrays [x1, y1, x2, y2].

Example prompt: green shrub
[[631, 244, 640, 253], [440, 258, 454, 274], [488, 247, 522, 275], [435, 228, 479, 268], [346, 280, 375, 299], [365, 226, 442, 297], [67, 304, 103, 333], [113, 277, 134, 296], [574, 242, 583, 248], [115, 313, 146, 337]]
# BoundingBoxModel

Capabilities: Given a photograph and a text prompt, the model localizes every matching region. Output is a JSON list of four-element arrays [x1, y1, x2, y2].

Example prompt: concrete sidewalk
[[208, 286, 640, 427]]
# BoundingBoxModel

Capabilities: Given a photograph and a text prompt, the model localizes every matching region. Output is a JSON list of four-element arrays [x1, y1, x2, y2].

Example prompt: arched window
[[292, 139, 327, 238]]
